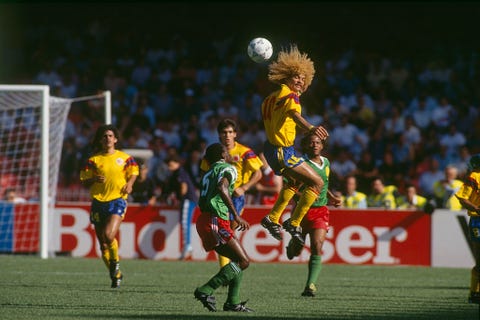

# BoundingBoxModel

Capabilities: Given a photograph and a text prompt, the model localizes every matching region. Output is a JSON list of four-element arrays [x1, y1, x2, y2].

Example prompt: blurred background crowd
[[2, 2, 480, 210]]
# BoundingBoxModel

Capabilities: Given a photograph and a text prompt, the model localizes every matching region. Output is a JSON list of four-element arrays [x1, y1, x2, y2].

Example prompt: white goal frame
[[0, 85, 111, 258]]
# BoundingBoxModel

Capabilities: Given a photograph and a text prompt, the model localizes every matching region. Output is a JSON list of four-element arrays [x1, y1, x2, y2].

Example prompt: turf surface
[[0, 255, 477, 319]]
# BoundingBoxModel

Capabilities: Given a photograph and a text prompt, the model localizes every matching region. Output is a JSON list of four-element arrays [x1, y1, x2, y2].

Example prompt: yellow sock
[[108, 238, 119, 262], [268, 186, 297, 224], [290, 187, 319, 227], [101, 248, 111, 269], [219, 255, 231, 268], [471, 268, 480, 293]]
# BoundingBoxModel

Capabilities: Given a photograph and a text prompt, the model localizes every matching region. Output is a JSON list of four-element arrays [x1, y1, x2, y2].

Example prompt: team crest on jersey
[[116, 158, 124, 165], [232, 155, 240, 162]]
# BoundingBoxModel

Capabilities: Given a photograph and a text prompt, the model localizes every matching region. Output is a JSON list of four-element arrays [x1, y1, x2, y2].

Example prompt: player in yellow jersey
[[455, 154, 480, 304], [259, 44, 328, 245], [80, 124, 139, 288], [201, 118, 262, 267]]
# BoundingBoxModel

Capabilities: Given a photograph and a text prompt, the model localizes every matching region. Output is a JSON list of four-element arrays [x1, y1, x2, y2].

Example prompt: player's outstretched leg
[[286, 235, 305, 260], [282, 218, 305, 246], [261, 216, 282, 240]]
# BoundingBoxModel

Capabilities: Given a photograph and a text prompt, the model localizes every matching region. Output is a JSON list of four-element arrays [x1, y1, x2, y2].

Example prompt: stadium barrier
[[2, 202, 472, 267]]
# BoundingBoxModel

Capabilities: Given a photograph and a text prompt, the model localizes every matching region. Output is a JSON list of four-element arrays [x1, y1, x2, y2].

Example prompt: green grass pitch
[[0, 255, 477, 319]]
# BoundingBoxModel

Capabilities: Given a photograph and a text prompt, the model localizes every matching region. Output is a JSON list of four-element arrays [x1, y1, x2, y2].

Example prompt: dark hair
[[164, 154, 182, 164], [468, 154, 480, 171], [217, 118, 237, 134], [92, 124, 120, 153], [300, 132, 327, 153], [205, 143, 225, 164]]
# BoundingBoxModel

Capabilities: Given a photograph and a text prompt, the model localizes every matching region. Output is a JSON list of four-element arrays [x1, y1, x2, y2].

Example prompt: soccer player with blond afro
[[260, 44, 329, 244]]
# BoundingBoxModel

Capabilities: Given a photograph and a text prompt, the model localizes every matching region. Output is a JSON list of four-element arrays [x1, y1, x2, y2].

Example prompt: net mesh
[[0, 90, 71, 253]]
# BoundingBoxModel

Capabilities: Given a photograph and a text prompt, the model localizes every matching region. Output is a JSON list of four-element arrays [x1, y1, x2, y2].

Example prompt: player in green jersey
[[194, 143, 253, 312]]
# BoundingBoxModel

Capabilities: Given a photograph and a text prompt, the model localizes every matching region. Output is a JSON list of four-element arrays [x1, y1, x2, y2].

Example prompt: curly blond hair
[[268, 44, 315, 90]]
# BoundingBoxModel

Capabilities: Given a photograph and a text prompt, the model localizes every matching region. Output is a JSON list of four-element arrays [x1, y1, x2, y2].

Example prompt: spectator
[[433, 165, 463, 210], [163, 155, 199, 260], [418, 157, 444, 198], [330, 149, 357, 183], [3, 187, 27, 203], [341, 175, 367, 209], [439, 124, 466, 160], [431, 96, 455, 132], [367, 177, 398, 209], [396, 184, 429, 211], [355, 150, 379, 193], [130, 159, 157, 206]]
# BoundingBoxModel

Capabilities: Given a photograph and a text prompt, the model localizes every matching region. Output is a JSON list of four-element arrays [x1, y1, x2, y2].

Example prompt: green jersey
[[198, 160, 237, 220], [302, 155, 330, 207]]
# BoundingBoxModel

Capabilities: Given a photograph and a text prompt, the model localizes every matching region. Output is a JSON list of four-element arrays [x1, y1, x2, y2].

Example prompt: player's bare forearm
[[123, 175, 138, 194], [459, 197, 480, 213], [219, 179, 238, 217], [238, 170, 262, 195], [290, 110, 329, 139], [327, 189, 342, 207]]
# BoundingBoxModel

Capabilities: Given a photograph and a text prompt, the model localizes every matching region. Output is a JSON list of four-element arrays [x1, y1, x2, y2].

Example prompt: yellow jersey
[[80, 150, 139, 202], [367, 185, 398, 209], [262, 84, 301, 147], [342, 191, 367, 209], [455, 171, 480, 216], [433, 179, 463, 210]]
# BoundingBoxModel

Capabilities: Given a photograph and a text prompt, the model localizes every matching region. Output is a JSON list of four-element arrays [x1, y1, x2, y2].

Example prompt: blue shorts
[[229, 195, 245, 220], [470, 216, 480, 242], [263, 140, 304, 175], [90, 198, 127, 225]]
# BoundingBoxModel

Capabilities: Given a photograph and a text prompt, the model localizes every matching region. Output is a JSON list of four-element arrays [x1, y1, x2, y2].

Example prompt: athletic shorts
[[301, 206, 330, 233], [469, 216, 480, 242], [90, 198, 127, 225], [230, 195, 245, 220], [263, 141, 304, 175], [196, 212, 234, 251]]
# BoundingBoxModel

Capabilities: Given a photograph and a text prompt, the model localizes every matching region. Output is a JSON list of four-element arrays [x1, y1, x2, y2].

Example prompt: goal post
[[0, 85, 111, 258]]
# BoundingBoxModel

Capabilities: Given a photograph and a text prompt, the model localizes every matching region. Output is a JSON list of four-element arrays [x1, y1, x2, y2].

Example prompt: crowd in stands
[[9, 6, 480, 211]]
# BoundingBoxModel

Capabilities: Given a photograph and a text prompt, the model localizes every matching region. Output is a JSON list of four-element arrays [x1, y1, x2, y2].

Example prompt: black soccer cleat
[[301, 284, 317, 297], [261, 216, 282, 240], [109, 260, 120, 280], [223, 300, 254, 312], [286, 236, 305, 260], [194, 288, 217, 312], [468, 292, 480, 304], [111, 274, 123, 289], [282, 219, 305, 246]]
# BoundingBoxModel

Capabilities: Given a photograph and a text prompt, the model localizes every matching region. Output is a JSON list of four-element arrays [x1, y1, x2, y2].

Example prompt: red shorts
[[300, 206, 330, 233], [196, 212, 234, 251]]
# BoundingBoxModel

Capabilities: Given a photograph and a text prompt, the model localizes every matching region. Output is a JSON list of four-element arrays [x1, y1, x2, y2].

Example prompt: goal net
[[0, 85, 110, 258]]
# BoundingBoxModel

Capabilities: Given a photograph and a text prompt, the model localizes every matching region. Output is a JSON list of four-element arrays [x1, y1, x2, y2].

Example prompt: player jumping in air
[[260, 44, 329, 244], [194, 143, 253, 312]]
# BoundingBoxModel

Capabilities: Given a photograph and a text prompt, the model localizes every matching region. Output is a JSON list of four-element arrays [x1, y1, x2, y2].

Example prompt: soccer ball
[[247, 37, 273, 63]]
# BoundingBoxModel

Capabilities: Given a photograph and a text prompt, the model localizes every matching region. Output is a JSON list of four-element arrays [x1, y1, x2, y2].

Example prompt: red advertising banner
[[53, 203, 431, 266]]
